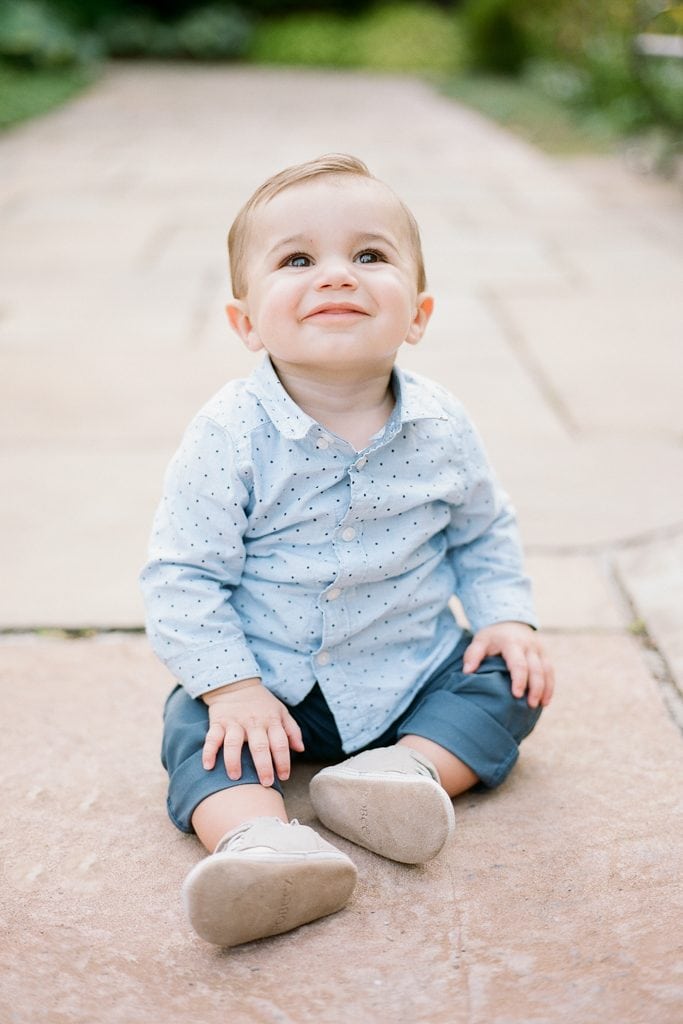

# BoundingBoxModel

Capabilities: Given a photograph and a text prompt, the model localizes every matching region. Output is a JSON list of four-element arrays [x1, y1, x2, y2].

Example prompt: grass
[[442, 74, 620, 155], [0, 59, 97, 131]]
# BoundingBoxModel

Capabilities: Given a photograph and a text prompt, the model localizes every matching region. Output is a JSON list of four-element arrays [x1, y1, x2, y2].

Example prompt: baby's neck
[[273, 361, 396, 452]]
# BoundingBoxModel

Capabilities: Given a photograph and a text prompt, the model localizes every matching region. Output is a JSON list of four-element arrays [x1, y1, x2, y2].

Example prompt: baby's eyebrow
[[267, 234, 310, 258], [353, 232, 401, 254], [266, 231, 402, 260]]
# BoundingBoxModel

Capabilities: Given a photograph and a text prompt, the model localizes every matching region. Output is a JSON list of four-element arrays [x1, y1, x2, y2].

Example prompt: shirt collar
[[392, 364, 450, 425], [246, 356, 448, 440], [245, 357, 316, 439]]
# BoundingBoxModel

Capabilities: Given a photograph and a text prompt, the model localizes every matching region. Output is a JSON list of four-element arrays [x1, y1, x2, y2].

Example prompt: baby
[[140, 154, 554, 948]]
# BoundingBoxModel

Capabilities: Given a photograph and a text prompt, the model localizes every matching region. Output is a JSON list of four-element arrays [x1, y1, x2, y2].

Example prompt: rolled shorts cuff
[[167, 750, 284, 834], [396, 689, 523, 788]]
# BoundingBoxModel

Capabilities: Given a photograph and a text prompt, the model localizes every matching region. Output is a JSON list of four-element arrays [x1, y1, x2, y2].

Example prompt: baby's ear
[[226, 301, 263, 352], [405, 293, 434, 346]]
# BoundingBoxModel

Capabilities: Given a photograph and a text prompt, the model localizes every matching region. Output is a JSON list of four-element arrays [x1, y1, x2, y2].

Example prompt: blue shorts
[[161, 632, 542, 834]]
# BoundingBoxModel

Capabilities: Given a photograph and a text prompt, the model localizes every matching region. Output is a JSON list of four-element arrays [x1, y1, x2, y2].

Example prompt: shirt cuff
[[465, 592, 539, 634], [167, 641, 262, 699]]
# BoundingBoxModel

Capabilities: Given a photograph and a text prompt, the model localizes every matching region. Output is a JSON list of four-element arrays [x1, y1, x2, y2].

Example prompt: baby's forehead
[[252, 174, 411, 238]]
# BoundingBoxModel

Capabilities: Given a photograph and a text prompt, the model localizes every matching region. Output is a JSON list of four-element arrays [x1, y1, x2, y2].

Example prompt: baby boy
[[140, 154, 554, 948]]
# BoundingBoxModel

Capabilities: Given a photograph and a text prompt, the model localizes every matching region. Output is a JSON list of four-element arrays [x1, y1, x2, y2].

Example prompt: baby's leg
[[396, 735, 478, 797], [310, 640, 542, 863], [192, 785, 287, 852], [162, 686, 357, 946]]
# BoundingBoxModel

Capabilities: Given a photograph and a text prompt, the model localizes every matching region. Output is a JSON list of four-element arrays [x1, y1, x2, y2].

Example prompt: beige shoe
[[182, 817, 357, 947], [309, 746, 456, 864]]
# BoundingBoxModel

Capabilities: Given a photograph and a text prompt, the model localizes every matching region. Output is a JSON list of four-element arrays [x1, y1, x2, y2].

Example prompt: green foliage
[[638, 55, 683, 124], [453, 0, 683, 140], [250, 11, 354, 67], [581, 34, 651, 133], [351, 4, 465, 74], [443, 73, 619, 154], [101, 4, 252, 60], [0, 0, 96, 67], [174, 5, 252, 60], [0, 57, 94, 127], [250, 2, 464, 75], [458, 0, 530, 75], [100, 13, 177, 58]]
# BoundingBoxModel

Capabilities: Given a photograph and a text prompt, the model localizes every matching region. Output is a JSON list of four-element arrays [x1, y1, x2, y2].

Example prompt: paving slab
[[494, 288, 683, 439], [1, 633, 681, 1024], [1, 65, 682, 636], [523, 554, 627, 632]]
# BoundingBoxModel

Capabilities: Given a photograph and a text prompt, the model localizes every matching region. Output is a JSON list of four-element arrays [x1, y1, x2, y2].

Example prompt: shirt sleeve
[[445, 408, 538, 633], [139, 414, 262, 698]]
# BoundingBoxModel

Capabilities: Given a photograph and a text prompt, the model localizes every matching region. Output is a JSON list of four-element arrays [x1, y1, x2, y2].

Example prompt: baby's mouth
[[303, 303, 368, 320]]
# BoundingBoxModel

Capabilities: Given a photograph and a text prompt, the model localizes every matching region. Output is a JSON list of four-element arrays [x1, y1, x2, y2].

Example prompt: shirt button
[[316, 651, 330, 666], [327, 588, 341, 601], [356, 457, 367, 469], [341, 527, 356, 541], [316, 437, 330, 450]]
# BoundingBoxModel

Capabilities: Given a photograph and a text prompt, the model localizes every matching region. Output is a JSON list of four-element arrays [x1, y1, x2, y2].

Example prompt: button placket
[[316, 432, 335, 451]]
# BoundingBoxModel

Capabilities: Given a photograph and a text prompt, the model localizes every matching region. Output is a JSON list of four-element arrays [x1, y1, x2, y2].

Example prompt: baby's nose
[[315, 258, 358, 288]]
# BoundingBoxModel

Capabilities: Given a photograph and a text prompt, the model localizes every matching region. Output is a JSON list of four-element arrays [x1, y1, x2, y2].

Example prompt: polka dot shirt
[[140, 356, 537, 753]]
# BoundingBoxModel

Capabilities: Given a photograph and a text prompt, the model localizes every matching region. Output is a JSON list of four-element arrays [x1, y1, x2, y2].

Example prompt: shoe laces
[[406, 751, 440, 783], [215, 817, 300, 855]]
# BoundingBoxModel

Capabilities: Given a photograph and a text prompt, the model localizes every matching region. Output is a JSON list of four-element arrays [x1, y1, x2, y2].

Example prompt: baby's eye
[[355, 250, 385, 265], [283, 253, 312, 268]]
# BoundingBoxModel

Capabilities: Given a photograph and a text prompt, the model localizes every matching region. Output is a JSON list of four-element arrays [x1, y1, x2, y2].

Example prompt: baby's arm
[[443, 403, 554, 707], [462, 621, 554, 708], [202, 677, 304, 787], [141, 414, 305, 784]]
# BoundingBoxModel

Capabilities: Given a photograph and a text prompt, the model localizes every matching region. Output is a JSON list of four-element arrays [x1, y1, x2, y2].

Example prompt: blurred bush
[[251, 3, 464, 75], [175, 5, 251, 59], [352, 4, 465, 74], [100, 4, 251, 59], [457, 0, 683, 138], [250, 11, 355, 67], [0, 0, 98, 67], [458, 0, 530, 75]]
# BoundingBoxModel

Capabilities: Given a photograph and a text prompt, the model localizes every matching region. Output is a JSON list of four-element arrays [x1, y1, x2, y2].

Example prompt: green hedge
[[250, 3, 465, 74]]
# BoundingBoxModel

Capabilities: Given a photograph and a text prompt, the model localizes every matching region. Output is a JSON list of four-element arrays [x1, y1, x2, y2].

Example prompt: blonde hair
[[228, 154, 427, 298]]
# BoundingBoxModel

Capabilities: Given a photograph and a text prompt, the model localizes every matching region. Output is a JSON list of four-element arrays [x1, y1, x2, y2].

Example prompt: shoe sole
[[182, 851, 357, 947], [310, 770, 455, 864]]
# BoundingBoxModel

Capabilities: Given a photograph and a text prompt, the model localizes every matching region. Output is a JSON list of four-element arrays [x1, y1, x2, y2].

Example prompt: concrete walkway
[[1, 65, 682, 1023]]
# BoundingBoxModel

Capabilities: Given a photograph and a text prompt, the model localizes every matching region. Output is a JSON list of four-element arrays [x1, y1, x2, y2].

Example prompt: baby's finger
[[541, 658, 556, 706], [507, 644, 529, 699], [223, 723, 247, 780], [463, 636, 488, 675], [247, 727, 276, 788], [202, 721, 226, 770], [267, 723, 292, 781], [283, 712, 305, 753], [525, 651, 545, 708]]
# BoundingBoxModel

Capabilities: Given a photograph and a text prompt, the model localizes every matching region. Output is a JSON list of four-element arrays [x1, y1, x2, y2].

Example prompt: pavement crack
[[608, 553, 683, 735], [483, 286, 581, 439], [526, 518, 683, 557]]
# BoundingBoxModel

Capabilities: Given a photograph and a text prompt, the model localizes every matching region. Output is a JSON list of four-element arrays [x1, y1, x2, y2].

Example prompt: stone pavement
[[0, 64, 682, 1023]]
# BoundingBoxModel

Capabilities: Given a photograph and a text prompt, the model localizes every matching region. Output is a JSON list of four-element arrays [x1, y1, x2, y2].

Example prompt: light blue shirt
[[141, 356, 537, 752]]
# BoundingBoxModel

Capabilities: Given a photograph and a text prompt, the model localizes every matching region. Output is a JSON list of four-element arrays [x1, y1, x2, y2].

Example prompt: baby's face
[[228, 176, 431, 375]]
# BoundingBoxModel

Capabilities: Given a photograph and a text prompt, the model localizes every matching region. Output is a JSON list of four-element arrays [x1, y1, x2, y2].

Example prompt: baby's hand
[[463, 622, 555, 709], [202, 678, 305, 787]]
